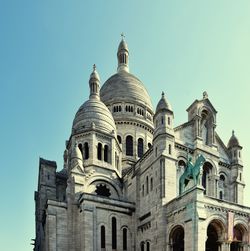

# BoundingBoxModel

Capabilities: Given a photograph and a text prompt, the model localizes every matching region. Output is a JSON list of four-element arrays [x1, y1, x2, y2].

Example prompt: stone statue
[[179, 154, 206, 195]]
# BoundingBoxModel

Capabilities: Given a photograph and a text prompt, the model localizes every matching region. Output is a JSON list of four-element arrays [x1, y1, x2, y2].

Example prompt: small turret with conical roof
[[154, 91, 174, 139], [228, 130, 242, 165], [153, 92, 175, 158], [117, 33, 129, 73]]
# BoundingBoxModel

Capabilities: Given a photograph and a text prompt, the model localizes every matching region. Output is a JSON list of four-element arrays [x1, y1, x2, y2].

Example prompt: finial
[[203, 91, 208, 99], [93, 64, 96, 71], [162, 91, 165, 98], [121, 32, 125, 40], [232, 130, 235, 136]]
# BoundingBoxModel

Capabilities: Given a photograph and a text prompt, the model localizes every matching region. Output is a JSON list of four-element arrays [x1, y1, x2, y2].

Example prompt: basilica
[[34, 37, 250, 251]]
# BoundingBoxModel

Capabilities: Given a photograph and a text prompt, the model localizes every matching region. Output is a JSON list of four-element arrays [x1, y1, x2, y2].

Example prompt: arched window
[[142, 185, 144, 196], [168, 117, 170, 125], [126, 136, 133, 156], [155, 147, 158, 157], [150, 177, 153, 191], [97, 143, 102, 160], [168, 144, 171, 155], [202, 162, 213, 195], [141, 242, 145, 251], [84, 142, 89, 159], [146, 176, 149, 194], [161, 116, 164, 124], [123, 228, 127, 250], [138, 138, 144, 158], [119, 105, 121, 112], [101, 225, 105, 249], [219, 191, 223, 200], [104, 145, 108, 162], [146, 242, 150, 251], [117, 135, 122, 144], [148, 143, 152, 149], [112, 217, 117, 249]]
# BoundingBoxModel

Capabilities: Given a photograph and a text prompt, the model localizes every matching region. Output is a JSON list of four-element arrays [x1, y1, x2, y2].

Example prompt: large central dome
[[100, 71, 153, 112]]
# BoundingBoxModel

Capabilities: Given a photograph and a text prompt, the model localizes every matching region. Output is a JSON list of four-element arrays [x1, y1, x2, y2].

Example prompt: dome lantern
[[89, 64, 100, 100], [117, 33, 129, 73]]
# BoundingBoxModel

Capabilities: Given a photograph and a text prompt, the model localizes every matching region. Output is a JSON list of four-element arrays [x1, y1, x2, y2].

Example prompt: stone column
[[221, 242, 230, 251]]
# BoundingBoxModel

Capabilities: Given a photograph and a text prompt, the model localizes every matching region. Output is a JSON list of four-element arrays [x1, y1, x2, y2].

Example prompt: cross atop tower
[[121, 32, 125, 40]]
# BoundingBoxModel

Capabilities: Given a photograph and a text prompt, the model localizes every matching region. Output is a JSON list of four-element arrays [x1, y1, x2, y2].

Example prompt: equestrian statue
[[179, 154, 206, 195]]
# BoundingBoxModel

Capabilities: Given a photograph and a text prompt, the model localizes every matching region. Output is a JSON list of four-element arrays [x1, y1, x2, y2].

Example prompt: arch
[[148, 142, 152, 149], [112, 217, 117, 249], [104, 145, 108, 162], [97, 143, 102, 160], [126, 135, 133, 156], [230, 222, 248, 250], [84, 142, 89, 159], [101, 225, 105, 249], [146, 241, 150, 251], [150, 177, 153, 191], [85, 176, 122, 198], [140, 242, 145, 251], [206, 219, 226, 251], [169, 225, 184, 251], [138, 138, 144, 158]]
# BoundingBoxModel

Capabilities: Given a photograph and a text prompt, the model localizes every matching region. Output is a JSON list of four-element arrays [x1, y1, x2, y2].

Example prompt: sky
[[0, 1, 250, 250]]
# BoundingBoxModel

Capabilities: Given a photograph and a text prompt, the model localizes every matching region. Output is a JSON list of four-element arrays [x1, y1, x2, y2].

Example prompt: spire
[[117, 33, 129, 73], [89, 64, 100, 99]]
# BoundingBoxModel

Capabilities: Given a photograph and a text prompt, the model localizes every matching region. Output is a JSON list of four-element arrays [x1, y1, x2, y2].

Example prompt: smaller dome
[[72, 99, 116, 134], [227, 130, 240, 148], [72, 65, 116, 135], [155, 92, 173, 114]]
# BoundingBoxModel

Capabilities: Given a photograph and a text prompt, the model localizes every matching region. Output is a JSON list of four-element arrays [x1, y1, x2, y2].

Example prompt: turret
[[227, 130, 244, 204], [153, 92, 175, 157], [227, 130, 242, 165]]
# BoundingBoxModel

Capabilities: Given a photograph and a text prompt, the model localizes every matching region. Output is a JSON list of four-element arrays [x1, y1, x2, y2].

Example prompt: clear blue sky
[[1, 1, 250, 250]]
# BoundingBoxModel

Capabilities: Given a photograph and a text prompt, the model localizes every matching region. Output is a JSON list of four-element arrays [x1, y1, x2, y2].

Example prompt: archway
[[169, 225, 184, 251], [206, 220, 225, 251], [230, 224, 245, 251]]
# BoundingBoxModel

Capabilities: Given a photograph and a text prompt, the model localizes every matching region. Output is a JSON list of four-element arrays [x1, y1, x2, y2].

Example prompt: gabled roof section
[[186, 97, 217, 114]]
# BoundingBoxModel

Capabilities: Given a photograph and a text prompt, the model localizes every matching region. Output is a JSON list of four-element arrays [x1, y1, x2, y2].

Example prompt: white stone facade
[[34, 38, 250, 251]]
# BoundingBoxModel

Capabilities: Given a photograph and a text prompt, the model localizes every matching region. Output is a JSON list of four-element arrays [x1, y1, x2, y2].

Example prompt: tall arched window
[[101, 225, 105, 249], [168, 117, 170, 125], [146, 176, 149, 194], [126, 136, 133, 156], [141, 242, 145, 251], [168, 144, 172, 155], [84, 142, 89, 159], [112, 217, 117, 249], [97, 143, 102, 160], [138, 138, 144, 158], [150, 177, 153, 191], [146, 242, 150, 251], [123, 228, 127, 250], [104, 145, 108, 162], [202, 162, 213, 195]]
